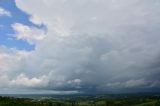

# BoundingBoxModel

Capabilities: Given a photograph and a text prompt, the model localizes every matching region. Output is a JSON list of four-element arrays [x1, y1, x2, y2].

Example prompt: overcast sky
[[0, 0, 160, 94]]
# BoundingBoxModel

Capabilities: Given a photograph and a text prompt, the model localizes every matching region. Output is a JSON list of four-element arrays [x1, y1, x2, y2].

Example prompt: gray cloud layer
[[1, 0, 160, 94]]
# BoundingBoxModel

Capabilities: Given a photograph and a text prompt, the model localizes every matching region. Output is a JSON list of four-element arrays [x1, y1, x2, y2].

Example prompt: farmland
[[0, 93, 160, 106]]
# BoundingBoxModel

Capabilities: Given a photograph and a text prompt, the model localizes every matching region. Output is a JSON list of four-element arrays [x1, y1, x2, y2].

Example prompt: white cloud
[[0, 7, 11, 17], [0, 46, 32, 89], [10, 74, 48, 88], [0, 0, 159, 93], [0, 46, 30, 73], [12, 23, 46, 45]]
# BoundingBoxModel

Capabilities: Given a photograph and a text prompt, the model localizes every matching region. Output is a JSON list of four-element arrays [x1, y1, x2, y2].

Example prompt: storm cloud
[[0, 0, 160, 94]]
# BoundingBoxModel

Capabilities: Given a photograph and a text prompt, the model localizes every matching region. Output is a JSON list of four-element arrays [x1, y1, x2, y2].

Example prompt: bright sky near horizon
[[0, 0, 160, 94]]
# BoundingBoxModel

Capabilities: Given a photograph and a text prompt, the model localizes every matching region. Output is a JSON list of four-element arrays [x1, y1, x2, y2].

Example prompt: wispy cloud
[[0, 7, 11, 17]]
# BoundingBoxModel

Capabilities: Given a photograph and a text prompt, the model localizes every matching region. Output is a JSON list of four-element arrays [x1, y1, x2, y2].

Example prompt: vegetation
[[0, 94, 160, 106]]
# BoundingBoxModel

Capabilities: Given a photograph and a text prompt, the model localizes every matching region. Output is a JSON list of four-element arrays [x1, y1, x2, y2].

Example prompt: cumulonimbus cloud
[[1, 0, 160, 93]]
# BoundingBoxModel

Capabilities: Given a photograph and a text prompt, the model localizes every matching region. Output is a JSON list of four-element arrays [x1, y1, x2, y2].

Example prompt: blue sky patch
[[0, 0, 37, 51]]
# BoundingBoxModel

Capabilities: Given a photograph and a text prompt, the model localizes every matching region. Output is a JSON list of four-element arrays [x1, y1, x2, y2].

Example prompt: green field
[[0, 94, 160, 106]]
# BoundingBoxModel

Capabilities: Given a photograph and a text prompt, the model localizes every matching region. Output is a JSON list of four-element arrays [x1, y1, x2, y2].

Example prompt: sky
[[0, 0, 160, 94]]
